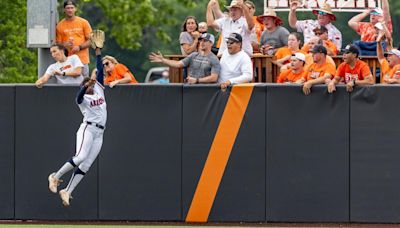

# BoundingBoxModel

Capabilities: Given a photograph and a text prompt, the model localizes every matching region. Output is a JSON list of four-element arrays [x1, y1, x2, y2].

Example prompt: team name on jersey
[[90, 97, 104, 107], [59, 64, 72, 72], [345, 73, 359, 83]]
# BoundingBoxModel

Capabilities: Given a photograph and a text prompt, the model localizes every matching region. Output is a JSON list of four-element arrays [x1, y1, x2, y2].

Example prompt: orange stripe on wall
[[185, 84, 254, 222]]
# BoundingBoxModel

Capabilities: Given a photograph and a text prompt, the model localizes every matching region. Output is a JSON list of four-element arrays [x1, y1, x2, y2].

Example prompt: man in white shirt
[[206, 0, 254, 56], [219, 33, 253, 90], [35, 43, 84, 87], [289, 2, 342, 50]]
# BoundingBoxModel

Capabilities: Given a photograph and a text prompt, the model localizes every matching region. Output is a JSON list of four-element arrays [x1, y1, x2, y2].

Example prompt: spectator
[[207, 0, 254, 56], [302, 36, 336, 70], [244, 0, 264, 53], [348, 0, 391, 42], [301, 45, 336, 95], [258, 7, 289, 55], [152, 70, 170, 84], [198, 22, 208, 34], [219, 33, 253, 90], [277, 53, 307, 84], [377, 33, 400, 84], [35, 44, 83, 88], [56, 0, 92, 77], [328, 45, 373, 93], [99, 56, 138, 88], [274, 32, 305, 70], [313, 26, 338, 56], [149, 33, 220, 84], [289, 2, 342, 50], [180, 16, 200, 56]]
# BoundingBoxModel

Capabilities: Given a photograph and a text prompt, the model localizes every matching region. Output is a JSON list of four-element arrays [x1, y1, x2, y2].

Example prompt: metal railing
[[166, 54, 381, 83]]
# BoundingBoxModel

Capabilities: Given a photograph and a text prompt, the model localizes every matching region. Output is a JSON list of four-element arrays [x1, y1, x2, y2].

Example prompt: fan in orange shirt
[[94, 55, 138, 88], [377, 33, 400, 84], [313, 26, 338, 56], [301, 45, 336, 95], [275, 32, 306, 71], [277, 53, 307, 84], [328, 45, 373, 93]]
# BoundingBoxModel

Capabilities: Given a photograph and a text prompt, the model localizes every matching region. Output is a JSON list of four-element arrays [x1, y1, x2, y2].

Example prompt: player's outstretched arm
[[76, 85, 88, 104], [95, 48, 104, 86]]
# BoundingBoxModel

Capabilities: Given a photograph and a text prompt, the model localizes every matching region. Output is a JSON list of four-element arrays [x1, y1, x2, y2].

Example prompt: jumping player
[[47, 35, 106, 206]]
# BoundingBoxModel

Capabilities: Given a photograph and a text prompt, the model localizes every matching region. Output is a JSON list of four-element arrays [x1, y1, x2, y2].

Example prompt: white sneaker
[[59, 189, 71, 207], [48, 173, 62, 193]]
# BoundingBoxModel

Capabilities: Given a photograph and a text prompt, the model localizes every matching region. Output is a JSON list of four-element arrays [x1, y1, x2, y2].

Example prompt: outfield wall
[[1, 84, 400, 223]]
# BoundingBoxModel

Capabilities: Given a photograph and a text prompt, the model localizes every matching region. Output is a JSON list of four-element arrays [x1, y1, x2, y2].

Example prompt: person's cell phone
[[375, 22, 383, 30]]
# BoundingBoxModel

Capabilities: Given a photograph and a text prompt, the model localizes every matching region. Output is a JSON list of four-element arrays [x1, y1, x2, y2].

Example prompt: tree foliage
[[0, 0, 37, 83]]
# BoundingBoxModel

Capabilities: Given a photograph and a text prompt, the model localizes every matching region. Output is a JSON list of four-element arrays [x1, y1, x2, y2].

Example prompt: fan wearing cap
[[277, 53, 307, 84], [301, 45, 336, 95], [56, 0, 92, 78], [302, 36, 336, 70], [149, 33, 220, 84], [348, 0, 392, 42], [219, 33, 253, 90], [328, 45, 373, 93], [258, 7, 290, 55], [377, 33, 400, 84], [208, 0, 263, 54], [289, 2, 342, 50], [313, 26, 338, 56], [206, 0, 254, 56]]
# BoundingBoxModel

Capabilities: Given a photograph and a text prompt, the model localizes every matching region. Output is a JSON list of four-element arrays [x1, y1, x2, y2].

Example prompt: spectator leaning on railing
[[302, 36, 336, 70], [35, 43, 84, 88], [219, 33, 253, 90], [94, 55, 138, 88], [300, 45, 336, 95], [328, 44, 373, 93], [149, 33, 220, 84]]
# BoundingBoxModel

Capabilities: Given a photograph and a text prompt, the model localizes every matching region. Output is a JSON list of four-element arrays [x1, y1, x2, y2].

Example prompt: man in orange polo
[[328, 45, 373, 93], [277, 53, 307, 84], [301, 45, 336, 95], [56, 0, 92, 77]]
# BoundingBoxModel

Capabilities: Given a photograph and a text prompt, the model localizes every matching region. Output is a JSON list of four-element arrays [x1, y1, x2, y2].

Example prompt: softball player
[[48, 46, 106, 207]]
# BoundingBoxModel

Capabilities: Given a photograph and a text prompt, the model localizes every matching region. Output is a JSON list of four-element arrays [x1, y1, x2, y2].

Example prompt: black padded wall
[[266, 85, 349, 222], [0, 86, 15, 219], [350, 86, 400, 223], [182, 85, 265, 222], [15, 85, 98, 220], [98, 85, 182, 221]]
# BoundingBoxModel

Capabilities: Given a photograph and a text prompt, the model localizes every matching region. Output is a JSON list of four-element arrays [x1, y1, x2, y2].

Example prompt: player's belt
[[86, 121, 105, 130]]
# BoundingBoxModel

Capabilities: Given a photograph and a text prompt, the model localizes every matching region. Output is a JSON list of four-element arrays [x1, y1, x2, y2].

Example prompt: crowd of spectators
[[37, 0, 400, 94]]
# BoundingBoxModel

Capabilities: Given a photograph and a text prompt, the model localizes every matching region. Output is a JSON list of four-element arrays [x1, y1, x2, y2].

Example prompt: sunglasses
[[318, 11, 328, 15], [103, 62, 110, 67], [315, 32, 323, 35]]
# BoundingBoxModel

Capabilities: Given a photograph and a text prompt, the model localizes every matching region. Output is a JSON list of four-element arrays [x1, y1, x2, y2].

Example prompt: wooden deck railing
[[166, 55, 381, 83]]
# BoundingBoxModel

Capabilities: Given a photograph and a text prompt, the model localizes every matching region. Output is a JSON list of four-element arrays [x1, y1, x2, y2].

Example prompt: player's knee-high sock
[[65, 168, 86, 194], [54, 159, 77, 179]]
